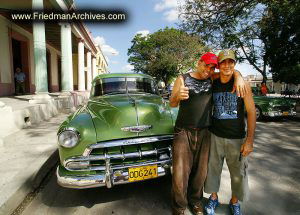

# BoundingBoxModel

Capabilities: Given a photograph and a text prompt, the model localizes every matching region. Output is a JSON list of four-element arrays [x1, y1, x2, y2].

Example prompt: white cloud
[[93, 36, 119, 56], [154, 0, 185, 22], [122, 64, 134, 72], [111, 61, 119, 64], [136, 30, 150, 37], [154, 0, 177, 11], [94, 36, 105, 46], [164, 9, 179, 22]]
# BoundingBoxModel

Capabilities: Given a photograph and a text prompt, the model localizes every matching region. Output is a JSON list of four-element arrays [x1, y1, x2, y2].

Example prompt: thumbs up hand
[[178, 77, 189, 100]]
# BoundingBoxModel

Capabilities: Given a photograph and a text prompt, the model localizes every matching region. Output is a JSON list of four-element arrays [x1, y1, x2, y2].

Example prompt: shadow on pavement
[[40, 173, 172, 211]]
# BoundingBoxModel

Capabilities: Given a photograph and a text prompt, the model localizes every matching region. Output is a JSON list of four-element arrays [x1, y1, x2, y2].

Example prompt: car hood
[[87, 94, 174, 142]]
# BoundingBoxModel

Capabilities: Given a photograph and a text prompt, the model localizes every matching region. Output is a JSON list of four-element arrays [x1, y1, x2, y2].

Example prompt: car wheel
[[255, 106, 262, 120]]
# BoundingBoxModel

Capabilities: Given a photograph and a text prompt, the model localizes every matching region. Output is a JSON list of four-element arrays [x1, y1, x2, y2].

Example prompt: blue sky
[[75, 0, 259, 77]]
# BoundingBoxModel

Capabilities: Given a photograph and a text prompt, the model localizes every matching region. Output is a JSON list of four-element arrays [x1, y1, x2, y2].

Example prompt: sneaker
[[229, 201, 242, 215], [204, 195, 219, 215]]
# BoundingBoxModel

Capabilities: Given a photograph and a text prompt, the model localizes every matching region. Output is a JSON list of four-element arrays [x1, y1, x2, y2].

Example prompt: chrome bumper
[[57, 160, 172, 189], [263, 110, 297, 117]]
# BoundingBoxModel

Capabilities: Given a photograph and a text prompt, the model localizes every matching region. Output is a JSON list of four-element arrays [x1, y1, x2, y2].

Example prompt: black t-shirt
[[210, 77, 246, 139], [175, 73, 212, 129]]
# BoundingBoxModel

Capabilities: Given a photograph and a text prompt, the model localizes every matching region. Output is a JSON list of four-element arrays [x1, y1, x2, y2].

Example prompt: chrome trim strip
[[57, 161, 171, 189], [65, 159, 171, 172], [90, 135, 173, 149], [82, 135, 173, 156]]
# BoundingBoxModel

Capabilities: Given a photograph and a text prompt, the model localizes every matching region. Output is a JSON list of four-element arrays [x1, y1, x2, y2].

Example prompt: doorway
[[12, 38, 29, 94], [57, 56, 62, 91]]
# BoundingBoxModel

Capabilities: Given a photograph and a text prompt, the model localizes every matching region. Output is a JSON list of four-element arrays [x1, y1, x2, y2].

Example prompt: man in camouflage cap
[[204, 49, 256, 215]]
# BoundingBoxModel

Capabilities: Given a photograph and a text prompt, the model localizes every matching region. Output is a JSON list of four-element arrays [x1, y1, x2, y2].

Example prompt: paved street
[[18, 118, 300, 215]]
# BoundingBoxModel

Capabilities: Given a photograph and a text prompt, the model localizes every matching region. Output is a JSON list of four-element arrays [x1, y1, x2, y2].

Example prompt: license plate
[[282, 112, 289, 116], [128, 165, 158, 182]]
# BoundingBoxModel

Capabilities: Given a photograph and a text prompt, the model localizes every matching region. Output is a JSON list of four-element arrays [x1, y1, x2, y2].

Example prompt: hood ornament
[[121, 125, 152, 133]]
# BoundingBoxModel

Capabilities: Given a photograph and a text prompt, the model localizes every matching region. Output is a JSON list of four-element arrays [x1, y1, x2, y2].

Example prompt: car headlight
[[58, 129, 80, 148]]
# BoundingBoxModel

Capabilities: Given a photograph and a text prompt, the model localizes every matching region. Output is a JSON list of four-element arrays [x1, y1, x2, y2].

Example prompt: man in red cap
[[169, 52, 247, 215]]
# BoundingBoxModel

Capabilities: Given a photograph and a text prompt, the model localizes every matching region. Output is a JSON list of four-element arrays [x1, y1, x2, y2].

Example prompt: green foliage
[[179, 0, 300, 83], [260, 0, 300, 84], [128, 27, 208, 84]]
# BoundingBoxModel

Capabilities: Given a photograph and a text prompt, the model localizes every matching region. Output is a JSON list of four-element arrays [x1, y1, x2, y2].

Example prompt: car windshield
[[92, 77, 159, 96]]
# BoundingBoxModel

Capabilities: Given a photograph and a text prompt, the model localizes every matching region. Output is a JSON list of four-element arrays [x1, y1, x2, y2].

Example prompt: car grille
[[89, 140, 171, 166], [64, 135, 173, 171]]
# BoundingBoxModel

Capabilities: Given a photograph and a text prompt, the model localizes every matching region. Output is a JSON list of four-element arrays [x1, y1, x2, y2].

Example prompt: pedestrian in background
[[14, 67, 26, 95], [260, 82, 268, 96]]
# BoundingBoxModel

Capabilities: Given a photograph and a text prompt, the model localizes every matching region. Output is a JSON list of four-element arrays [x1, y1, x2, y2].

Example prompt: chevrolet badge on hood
[[121, 125, 152, 133]]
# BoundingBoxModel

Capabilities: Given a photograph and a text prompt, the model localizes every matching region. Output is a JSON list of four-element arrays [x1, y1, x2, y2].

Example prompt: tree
[[179, 0, 300, 83], [128, 27, 208, 84], [260, 0, 300, 84]]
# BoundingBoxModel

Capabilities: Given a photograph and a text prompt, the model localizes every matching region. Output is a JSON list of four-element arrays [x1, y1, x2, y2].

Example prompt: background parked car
[[252, 87, 297, 120]]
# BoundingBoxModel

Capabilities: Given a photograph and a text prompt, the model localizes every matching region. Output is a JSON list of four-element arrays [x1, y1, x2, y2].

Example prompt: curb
[[0, 150, 59, 215]]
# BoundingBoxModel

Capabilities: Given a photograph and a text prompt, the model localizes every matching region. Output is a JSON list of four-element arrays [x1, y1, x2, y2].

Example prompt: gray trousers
[[172, 127, 210, 213], [204, 133, 249, 201]]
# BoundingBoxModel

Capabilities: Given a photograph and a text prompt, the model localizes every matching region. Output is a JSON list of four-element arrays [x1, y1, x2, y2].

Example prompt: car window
[[92, 77, 158, 96]]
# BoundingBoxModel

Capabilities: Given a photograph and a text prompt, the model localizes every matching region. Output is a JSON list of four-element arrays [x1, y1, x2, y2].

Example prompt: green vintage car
[[56, 73, 177, 188], [252, 87, 297, 120]]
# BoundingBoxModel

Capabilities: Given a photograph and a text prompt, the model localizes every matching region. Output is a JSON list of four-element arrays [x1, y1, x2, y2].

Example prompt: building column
[[32, 0, 49, 97], [86, 51, 92, 91], [92, 57, 97, 79], [60, 22, 73, 92], [0, 17, 12, 88], [78, 40, 85, 91]]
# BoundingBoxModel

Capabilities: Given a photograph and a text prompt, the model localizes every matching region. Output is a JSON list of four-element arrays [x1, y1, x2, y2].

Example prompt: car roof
[[93, 73, 153, 82]]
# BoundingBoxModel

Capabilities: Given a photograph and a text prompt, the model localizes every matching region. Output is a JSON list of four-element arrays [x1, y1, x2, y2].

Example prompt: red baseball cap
[[200, 52, 218, 66]]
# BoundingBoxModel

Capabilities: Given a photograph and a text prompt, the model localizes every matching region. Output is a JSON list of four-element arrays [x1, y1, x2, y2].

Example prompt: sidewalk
[[0, 112, 69, 215], [0, 94, 88, 215]]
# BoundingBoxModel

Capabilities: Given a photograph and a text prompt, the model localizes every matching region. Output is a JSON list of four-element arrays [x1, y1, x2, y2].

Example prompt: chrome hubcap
[[256, 107, 260, 119]]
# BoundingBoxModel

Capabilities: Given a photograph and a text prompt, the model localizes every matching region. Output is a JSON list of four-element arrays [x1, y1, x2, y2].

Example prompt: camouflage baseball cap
[[218, 49, 236, 63]]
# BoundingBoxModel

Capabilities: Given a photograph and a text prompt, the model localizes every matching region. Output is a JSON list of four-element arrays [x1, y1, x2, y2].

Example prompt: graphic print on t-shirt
[[185, 76, 212, 94], [213, 92, 238, 119]]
